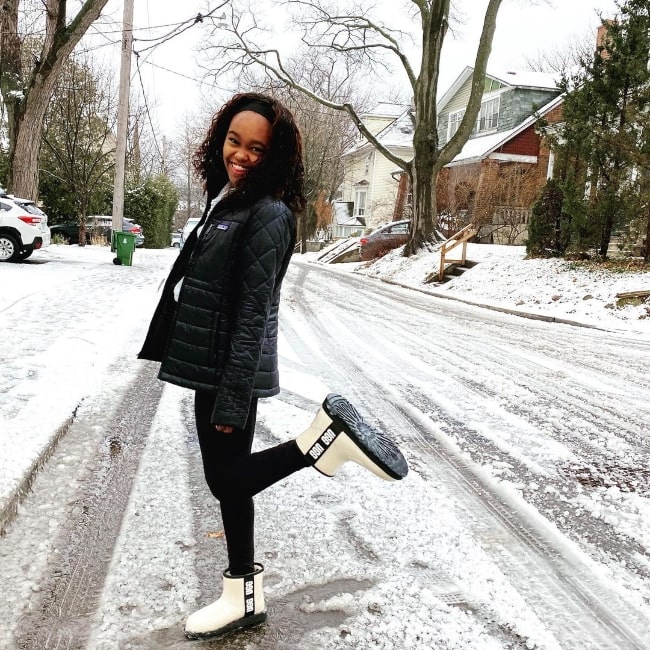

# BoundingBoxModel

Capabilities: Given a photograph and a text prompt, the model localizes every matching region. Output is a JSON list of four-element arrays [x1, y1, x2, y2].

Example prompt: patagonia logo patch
[[216, 223, 229, 231]]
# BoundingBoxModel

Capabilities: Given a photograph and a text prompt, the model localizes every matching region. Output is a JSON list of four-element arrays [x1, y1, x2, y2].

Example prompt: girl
[[139, 92, 407, 639]]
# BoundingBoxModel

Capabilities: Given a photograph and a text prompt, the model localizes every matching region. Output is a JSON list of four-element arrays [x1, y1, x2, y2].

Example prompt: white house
[[338, 103, 414, 231]]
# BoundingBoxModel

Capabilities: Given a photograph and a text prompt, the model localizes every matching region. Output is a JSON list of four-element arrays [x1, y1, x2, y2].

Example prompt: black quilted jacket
[[138, 193, 296, 429]]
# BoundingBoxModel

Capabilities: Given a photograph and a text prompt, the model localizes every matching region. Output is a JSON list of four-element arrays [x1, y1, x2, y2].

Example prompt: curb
[[308, 256, 613, 332], [378, 277, 611, 331], [0, 403, 81, 536]]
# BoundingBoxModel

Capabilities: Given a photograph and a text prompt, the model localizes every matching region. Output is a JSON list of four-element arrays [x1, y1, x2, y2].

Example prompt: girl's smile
[[223, 111, 272, 185]]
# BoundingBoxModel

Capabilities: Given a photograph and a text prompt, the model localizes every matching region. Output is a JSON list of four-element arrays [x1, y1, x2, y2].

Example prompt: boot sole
[[184, 611, 267, 640], [321, 393, 408, 480]]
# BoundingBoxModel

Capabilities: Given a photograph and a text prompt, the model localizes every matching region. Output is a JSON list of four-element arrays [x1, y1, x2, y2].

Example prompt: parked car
[[83, 216, 143, 246], [50, 216, 110, 245], [51, 216, 144, 247], [180, 217, 201, 250], [358, 220, 410, 261], [0, 193, 51, 262], [87, 215, 113, 243], [50, 222, 83, 244], [171, 231, 181, 248], [122, 218, 145, 247]]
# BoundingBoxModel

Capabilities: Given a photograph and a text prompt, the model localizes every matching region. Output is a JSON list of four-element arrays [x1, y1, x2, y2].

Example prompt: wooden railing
[[439, 223, 477, 281]]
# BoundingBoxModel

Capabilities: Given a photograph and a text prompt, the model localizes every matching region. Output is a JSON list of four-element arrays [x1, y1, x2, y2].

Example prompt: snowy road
[[0, 247, 648, 649], [280, 258, 650, 648]]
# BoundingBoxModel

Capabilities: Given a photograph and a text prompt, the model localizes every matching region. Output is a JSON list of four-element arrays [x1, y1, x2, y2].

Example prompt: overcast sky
[[94, 0, 619, 136]]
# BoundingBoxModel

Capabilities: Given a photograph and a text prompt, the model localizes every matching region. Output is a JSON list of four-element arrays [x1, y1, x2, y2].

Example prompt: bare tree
[[239, 51, 364, 250], [126, 99, 168, 181], [200, 0, 505, 255], [41, 53, 117, 244], [0, 0, 109, 200], [167, 112, 207, 227], [525, 30, 598, 79]]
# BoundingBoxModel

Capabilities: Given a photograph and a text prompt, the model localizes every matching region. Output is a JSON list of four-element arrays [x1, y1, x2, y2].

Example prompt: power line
[[133, 4, 227, 55], [134, 52, 165, 168], [137, 58, 234, 92]]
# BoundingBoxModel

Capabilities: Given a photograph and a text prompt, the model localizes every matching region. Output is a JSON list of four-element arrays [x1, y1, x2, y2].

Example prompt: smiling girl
[[139, 93, 407, 640]]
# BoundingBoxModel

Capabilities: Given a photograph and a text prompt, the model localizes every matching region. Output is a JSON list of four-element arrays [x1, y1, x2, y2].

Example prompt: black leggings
[[194, 391, 310, 576]]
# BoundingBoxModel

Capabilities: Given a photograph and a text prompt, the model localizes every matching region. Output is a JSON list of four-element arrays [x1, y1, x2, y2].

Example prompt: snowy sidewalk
[[0, 245, 175, 533]]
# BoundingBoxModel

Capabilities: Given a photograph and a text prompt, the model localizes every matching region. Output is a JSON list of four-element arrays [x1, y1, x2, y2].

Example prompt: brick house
[[338, 70, 564, 242], [433, 67, 563, 243]]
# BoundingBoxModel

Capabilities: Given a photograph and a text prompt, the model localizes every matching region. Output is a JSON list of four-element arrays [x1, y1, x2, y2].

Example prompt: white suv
[[180, 216, 201, 250], [0, 194, 51, 262]]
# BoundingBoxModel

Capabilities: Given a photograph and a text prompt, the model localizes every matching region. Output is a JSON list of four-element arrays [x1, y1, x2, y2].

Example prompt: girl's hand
[[215, 424, 234, 433]]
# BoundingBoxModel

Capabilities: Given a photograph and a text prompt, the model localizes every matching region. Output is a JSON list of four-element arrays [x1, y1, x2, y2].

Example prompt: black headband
[[236, 99, 275, 124]]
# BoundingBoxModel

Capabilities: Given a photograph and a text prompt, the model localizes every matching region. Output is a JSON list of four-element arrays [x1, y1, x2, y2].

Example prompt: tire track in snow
[[288, 261, 650, 496], [281, 261, 650, 649], [11, 363, 163, 650]]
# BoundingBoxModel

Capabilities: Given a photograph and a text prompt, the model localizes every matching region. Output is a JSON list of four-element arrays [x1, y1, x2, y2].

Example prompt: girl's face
[[222, 110, 272, 186]]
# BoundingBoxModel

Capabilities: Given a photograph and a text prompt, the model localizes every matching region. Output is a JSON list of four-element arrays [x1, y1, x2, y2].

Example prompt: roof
[[343, 108, 414, 156], [445, 93, 565, 166], [361, 102, 409, 119], [487, 68, 560, 91], [374, 109, 414, 148], [341, 69, 561, 160], [437, 66, 560, 113]]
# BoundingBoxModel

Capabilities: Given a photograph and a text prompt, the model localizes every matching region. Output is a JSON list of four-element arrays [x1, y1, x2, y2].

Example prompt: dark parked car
[[50, 216, 144, 247], [49, 222, 81, 243], [359, 220, 410, 261]]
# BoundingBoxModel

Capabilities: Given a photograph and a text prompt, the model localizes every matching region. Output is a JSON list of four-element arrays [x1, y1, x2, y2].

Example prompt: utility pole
[[112, 0, 135, 233]]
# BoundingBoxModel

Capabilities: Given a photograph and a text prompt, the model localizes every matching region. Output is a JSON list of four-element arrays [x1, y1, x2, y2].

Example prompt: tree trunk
[[9, 82, 55, 199], [0, 0, 110, 200], [404, 2, 446, 255], [598, 205, 614, 258], [404, 0, 501, 255], [406, 147, 437, 255], [644, 204, 650, 263]]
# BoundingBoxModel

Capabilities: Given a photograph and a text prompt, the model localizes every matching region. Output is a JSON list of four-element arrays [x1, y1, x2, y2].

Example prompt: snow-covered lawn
[[355, 243, 650, 332]]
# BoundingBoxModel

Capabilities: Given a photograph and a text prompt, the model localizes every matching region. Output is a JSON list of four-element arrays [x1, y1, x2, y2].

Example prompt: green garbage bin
[[113, 231, 137, 266]]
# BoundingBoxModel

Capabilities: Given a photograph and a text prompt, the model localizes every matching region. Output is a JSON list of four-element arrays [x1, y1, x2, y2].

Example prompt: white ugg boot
[[184, 563, 266, 639], [296, 393, 408, 481]]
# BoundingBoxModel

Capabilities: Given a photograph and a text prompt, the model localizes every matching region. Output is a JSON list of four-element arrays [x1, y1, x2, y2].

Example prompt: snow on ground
[[1, 242, 649, 648], [354, 243, 650, 332], [0, 244, 173, 523]]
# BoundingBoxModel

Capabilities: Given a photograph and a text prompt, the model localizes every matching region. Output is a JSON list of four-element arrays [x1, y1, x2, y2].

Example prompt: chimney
[[596, 20, 614, 59]]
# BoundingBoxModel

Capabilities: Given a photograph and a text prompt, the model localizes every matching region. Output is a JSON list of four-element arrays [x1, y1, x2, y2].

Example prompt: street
[[0, 249, 649, 649]]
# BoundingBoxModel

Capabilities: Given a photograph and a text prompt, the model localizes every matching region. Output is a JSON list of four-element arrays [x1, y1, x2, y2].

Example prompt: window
[[477, 96, 499, 133], [483, 78, 503, 93], [388, 222, 409, 234], [448, 109, 465, 139], [354, 188, 367, 216]]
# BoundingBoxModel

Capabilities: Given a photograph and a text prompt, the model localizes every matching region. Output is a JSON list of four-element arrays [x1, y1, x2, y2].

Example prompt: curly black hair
[[193, 92, 306, 216]]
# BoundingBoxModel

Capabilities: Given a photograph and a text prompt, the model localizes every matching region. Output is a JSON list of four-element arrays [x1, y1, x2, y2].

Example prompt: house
[[338, 103, 414, 231], [338, 69, 564, 244], [330, 201, 366, 239], [434, 67, 563, 244]]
